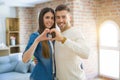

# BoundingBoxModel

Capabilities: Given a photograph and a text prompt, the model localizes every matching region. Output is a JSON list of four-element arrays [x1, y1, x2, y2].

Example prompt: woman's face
[[43, 12, 54, 29]]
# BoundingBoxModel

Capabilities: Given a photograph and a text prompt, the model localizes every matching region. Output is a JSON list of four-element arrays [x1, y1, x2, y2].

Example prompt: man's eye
[[56, 16, 60, 19], [62, 16, 66, 19]]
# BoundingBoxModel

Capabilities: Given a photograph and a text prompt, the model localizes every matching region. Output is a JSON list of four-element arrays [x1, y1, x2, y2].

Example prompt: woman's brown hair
[[38, 7, 55, 58]]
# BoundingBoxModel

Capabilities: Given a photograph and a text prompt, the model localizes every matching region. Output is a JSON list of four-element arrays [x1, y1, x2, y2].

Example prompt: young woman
[[22, 7, 55, 80]]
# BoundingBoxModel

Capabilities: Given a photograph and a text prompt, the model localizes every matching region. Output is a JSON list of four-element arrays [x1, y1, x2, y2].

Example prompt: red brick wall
[[96, 0, 120, 26], [17, 7, 36, 51], [72, 0, 98, 79]]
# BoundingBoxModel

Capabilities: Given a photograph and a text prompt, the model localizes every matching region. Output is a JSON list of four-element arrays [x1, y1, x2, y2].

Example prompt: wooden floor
[[94, 77, 116, 80], [94, 78, 112, 80]]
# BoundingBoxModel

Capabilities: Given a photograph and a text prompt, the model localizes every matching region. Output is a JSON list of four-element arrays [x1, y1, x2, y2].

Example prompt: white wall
[[0, 17, 6, 44], [0, 5, 16, 45]]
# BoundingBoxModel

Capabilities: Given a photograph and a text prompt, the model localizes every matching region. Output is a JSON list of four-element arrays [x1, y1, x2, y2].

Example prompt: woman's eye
[[45, 16, 49, 19], [51, 17, 54, 20]]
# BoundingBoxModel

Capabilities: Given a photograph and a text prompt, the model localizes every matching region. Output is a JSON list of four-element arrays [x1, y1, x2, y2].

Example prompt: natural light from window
[[99, 20, 119, 79], [100, 21, 118, 47]]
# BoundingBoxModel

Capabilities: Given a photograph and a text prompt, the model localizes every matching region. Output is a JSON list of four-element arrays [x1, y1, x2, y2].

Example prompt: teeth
[[48, 23, 51, 26], [60, 24, 63, 26]]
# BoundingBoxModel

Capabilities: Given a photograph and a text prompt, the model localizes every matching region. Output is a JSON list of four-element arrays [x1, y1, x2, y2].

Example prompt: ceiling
[[0, 0, 52, 7]]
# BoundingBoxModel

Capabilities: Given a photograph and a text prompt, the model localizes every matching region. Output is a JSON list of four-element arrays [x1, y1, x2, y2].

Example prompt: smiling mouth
[[48, 23, 52, 26], [47, 23, 52, 27], [59, 23, 64, 27]]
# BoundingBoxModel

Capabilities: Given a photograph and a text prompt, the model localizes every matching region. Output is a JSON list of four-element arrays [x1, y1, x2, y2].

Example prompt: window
[[99, 20, 119, 79]]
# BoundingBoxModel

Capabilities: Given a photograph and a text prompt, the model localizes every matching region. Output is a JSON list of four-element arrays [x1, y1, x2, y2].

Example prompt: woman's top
[[24, 32, 53, 80]]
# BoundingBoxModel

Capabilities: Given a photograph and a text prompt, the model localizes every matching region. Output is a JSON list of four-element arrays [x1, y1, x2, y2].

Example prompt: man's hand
[[33, 57, 38, 64], [50, 28, 64, 42]]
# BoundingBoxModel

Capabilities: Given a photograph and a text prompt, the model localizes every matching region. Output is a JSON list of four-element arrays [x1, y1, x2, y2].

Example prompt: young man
[[51, 4, 90, 80]]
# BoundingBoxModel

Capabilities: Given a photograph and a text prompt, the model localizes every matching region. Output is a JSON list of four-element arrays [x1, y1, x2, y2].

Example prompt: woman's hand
[[35, 28, 50, 43]]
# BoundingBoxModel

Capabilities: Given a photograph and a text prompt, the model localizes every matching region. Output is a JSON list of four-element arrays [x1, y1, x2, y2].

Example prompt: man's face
[[55, 10, 71, 32]]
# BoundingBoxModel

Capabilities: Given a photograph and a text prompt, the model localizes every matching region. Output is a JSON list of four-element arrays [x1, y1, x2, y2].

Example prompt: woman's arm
[[22, 38, 39, 63], [22, 29, 50, 63]]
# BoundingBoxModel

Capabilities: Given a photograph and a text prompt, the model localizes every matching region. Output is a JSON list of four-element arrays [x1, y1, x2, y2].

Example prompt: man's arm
[[50, 27, 90, 59]]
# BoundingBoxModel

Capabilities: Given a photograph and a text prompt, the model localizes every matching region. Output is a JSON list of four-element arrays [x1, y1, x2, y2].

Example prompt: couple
[[22, 4, 90, 80]]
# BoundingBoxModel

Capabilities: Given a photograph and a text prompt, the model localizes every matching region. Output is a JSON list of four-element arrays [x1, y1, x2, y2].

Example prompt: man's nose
[[59, 18, 63, 22]]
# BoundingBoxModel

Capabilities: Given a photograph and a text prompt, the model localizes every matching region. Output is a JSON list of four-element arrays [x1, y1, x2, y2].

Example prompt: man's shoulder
[[73, 26, 81, 30], [70, 26, 84, 38], [69, 26, 82, 33]]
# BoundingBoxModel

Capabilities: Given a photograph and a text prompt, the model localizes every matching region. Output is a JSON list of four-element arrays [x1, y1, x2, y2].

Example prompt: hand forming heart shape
[[47, 28, 56, 38], [41, 28, 63, 42]]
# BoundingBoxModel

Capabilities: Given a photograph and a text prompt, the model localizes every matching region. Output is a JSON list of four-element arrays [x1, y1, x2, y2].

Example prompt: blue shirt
[[24, 32, 53, 80]]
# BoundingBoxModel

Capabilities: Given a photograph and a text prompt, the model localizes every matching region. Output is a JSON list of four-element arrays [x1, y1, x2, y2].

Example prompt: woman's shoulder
[[32, 31, 39, 35], [31, 31, 39, 36], [30, 31, 39, 39]]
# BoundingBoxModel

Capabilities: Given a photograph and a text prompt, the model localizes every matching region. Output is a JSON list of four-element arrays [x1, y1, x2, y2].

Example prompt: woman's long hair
[[38, 7, 55, 58]]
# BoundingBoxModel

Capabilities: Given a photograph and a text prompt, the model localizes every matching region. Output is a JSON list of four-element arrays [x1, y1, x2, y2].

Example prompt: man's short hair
[[55, 4, 70, 12]]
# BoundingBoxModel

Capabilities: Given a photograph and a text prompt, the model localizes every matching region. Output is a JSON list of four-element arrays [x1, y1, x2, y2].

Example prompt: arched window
[[99, 20, 119, 79]]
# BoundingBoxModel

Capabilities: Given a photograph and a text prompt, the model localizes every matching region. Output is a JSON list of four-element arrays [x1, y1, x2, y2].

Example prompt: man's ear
[[68, 13, 72, 21], [69, 14, 72, 22], [70, 15, 72, 21]]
